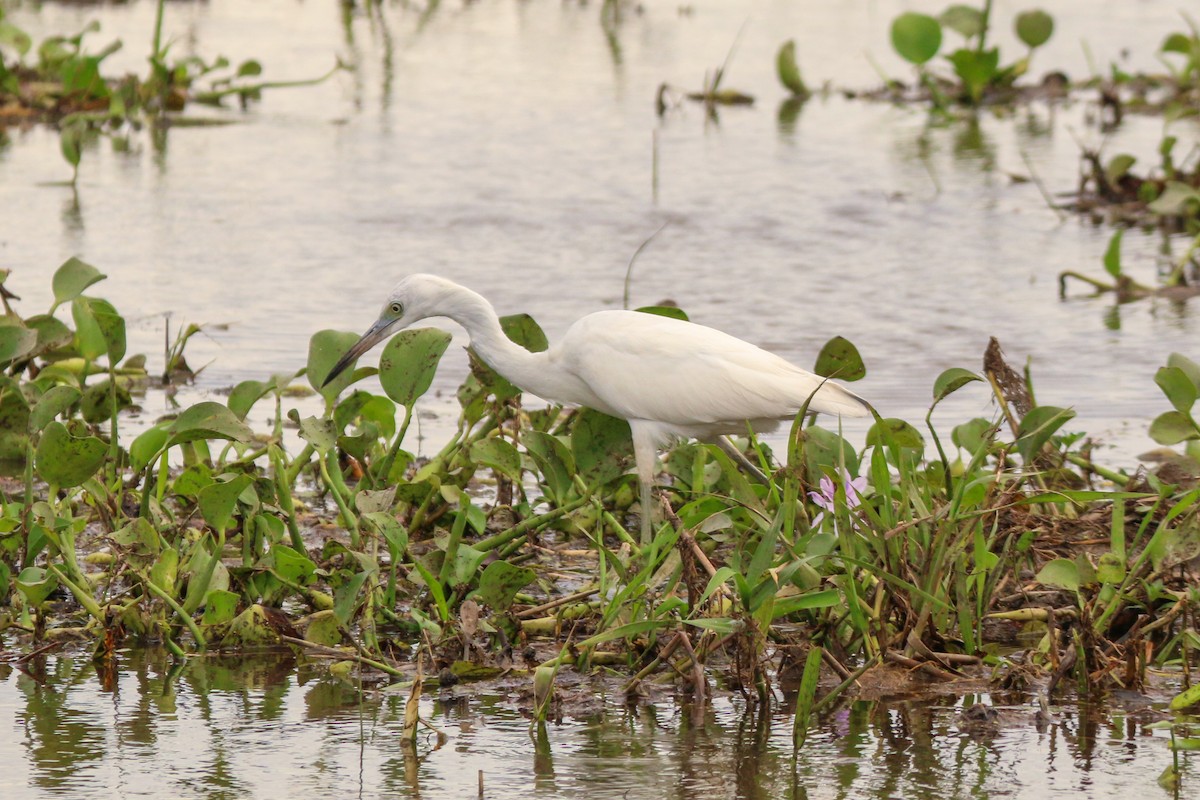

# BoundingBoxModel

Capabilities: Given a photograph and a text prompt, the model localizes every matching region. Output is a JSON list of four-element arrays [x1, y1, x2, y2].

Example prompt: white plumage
[[324, 274, 871, 540]]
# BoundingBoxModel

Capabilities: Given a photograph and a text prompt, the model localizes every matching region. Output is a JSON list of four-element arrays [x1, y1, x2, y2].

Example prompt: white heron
[[323, 274, 871, 541]]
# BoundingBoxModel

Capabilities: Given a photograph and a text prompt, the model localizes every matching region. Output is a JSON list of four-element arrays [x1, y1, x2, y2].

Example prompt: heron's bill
[[321, 318, 393, 388]]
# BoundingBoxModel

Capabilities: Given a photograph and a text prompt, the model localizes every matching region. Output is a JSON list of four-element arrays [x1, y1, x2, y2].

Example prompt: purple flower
[[808, 469, 866, 528]]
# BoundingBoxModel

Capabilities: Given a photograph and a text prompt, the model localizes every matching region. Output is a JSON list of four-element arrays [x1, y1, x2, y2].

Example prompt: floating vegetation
[[1059, 229, 1200, 303], [0, 1, 340, 181], [1, 259, 1198, 739], [864, 3, 1058, 108]]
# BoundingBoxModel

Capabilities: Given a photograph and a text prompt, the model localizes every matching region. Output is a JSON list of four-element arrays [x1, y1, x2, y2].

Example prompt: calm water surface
[[0, 650, 1190, 799], [2, 1, 1199, 796]]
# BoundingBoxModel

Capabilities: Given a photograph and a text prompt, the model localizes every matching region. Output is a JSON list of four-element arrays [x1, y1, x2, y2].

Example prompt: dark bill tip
[[320, 320, 392, 389]]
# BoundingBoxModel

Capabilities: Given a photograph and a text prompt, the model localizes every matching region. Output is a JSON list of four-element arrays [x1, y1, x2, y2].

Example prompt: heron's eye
[[390, 302, 403, 315]]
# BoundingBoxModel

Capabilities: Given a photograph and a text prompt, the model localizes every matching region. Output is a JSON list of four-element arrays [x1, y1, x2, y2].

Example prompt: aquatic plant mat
[[2, 262, 1199, 783]]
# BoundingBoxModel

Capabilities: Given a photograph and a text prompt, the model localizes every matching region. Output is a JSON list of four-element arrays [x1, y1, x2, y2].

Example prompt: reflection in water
[[1, 651, 1185, 799]]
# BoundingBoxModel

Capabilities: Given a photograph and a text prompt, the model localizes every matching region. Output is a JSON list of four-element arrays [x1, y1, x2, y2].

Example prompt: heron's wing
[[559, 311, 868, 432]]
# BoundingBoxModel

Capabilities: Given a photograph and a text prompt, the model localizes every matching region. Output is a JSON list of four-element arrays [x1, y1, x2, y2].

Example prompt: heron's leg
[[631, 424, 660, 544], [716, 436, 771, 486]]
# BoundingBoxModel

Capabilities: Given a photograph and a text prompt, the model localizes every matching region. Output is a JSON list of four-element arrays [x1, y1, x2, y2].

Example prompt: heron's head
[[321, 274, 456, 388]]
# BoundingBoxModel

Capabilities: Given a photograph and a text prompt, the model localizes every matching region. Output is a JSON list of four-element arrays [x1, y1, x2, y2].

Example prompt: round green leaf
[[0, 325, 37, 365], [71, 296, 126, 364], [130, 424, 171, 473], [865, 417, 924, 448], [939, 5, 984, 39], [228, 379, 270, 421], [1156, 366, 1197, 414], [571, 409, 633, 489], [473, 560, 537, 611], [378, 327, 452, 407], [813, 336, 865, 381], [1150, 410, 1200, 445], [51, 257, 105, 309], [15, 566, 59, 607], [891, 12, 942, 65], [35, 421, 106, 487], [167, 401, 254, 445], [932, 367, 982, 402], [28, 385, 80, 433], [1167, 353, 1200, 391], [952, 417, 993, 455], [1015, 405, 1076, 463], [470, 437, 524, 484], [308, 329, 363, 398], [1015, 10, 1054, 49], [198, 474, 254, 533]]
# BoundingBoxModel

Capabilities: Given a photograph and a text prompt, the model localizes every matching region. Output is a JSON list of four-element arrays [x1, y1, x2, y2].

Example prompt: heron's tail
[[806, 379, 871, 417]]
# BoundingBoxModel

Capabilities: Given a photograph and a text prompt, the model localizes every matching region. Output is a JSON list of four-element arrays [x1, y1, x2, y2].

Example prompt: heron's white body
[[331, 274, 870, 538]]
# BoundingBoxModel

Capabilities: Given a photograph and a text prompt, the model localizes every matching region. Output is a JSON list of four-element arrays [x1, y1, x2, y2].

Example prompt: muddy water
[[1, 0, 1197, 461], [0, 650, 1186, 800]]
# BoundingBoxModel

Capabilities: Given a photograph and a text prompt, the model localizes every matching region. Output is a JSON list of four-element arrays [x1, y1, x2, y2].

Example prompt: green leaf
[[1167, 353, 1200, 390], [198, 474, 253, 533], [269, 543, 317, 585], [1036, 558, 1079, 591], [1156, 366, 1197, 413], [59, 120, 84, 170], [524, 431, 575, 504], [71, 297, 126, 364], [237, 59, 263, 77], [771, 588, 841, 618], [1170, 681, 1200, 711], [865, 418, 924, 448], [473, 561, 537, 611], [947, 47, 999, 102], [1096, 552, 1125, 585], [802, 425, 859, 477], [939, 5, 983, 39], [776, 39, 808, 96], [15, 566, 59, 607], [149, 547, 178, 592], [201, 589, 240, 625], [1149, 410, 1200, 445], [634, 305, 689, 322], [891, 12, 942, 65], [379, 327, 452, 407], [470, 437, 524, 484], [1148, 181, 1200, 216], [1104, 156, 1136, 193], [0, 325, 37, 366], [572, 408, 633, 489], [297, 415, 337, 453], [80, 379, 131, 424], [35, 421, 106, 487], [1161, 32, 1195, 56], [51, 257, 105, 309], [1015, 405, 1076, 463], [1015, 10, 1054, 49], [813, 336, 865, 381], [0, 20, 33, 55], [932, 367, 982, 402], [333, 570, 372, 625], [28, 385, 80, 433], [1102, 229, 1124, 278], [308, 329, 364, 398], [167, 401, 254, 445], [227, 379, 269, 421], [130, 424, 170, 473]]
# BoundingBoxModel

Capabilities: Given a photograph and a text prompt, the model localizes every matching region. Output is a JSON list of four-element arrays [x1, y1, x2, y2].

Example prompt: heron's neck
[[442, 288, 566, 402]]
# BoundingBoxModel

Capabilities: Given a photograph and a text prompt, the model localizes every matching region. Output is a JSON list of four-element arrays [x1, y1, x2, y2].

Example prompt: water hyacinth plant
[[0, 257, 1196, 737]]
